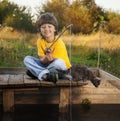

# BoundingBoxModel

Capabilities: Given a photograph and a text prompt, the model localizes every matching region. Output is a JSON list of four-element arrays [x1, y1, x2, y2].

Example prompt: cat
[[70, 64, 101, 87], [57, 64, 101, 87]]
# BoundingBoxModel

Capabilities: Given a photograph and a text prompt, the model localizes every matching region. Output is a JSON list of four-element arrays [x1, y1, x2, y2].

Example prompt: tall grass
[[0, 38, 37, 67], [0, 29, 120, 78], [63, 32, 120, 78]]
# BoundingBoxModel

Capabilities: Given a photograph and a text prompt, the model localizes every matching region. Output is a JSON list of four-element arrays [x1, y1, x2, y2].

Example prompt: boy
[[24, 12, 71, 82]]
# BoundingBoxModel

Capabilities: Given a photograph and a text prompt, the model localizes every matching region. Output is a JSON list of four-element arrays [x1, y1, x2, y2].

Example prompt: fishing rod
[[47, 24, 73, 49]]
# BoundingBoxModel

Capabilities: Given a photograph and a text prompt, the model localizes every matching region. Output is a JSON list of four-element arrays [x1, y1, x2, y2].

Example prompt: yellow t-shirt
[[37, 37, 71, 69]]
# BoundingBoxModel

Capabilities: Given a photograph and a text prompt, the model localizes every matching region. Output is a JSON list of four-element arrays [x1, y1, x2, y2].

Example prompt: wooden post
[[2, 89, 14, 112], [59, 87, 69, 121]]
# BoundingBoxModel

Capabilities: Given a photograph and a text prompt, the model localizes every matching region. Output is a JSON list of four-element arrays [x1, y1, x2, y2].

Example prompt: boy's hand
[[44, 47, 52, 54], [46, 52, 54, 62], [40, 48, 54, 64]]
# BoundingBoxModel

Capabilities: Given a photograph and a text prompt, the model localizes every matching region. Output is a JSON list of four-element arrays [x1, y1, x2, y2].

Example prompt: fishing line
[[68, 24, 73, 121], [97, 30, 102, 69]]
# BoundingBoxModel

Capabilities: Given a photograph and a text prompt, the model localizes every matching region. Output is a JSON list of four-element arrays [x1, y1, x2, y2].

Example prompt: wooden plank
[[12, 91, 120, 105], [24, 74, 40, 85], [24, 74, 87, 87], [72, 78, 120, 104], [84, 79, 118, 88], [73, 87, 120, 95], [14, 88, 59, 104], [99, 69, 120, 81], [56, 80, 88, 86], [108, 80, 120, 89], [40, 80, 55, 86], [57, 80, 77, 86], [24, 74, 55, 87], [8, 74, 24, 85], [72, 94, 120, 104], [2, 89, 14, 112], [0, 74, 9, 86], [0, 67, 26, 74], [98, 80, 115, 88]]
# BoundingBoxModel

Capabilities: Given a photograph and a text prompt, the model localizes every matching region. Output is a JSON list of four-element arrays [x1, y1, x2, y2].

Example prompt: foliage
[[41, 0, 70, 30], [106, 49, 120, 78], [0, 0, 35, 32], [0, 38, 37, 67], [63, 1, 93, 34], [0, 0, 120, 34], [39, 0, 114, 34], [86, 50, 111, 68], [81, 98, 91, 111], [104, 11, 120, 34]]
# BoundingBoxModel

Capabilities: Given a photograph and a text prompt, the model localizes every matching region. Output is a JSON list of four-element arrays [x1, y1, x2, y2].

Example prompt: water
[[0, 104, 120, 121]]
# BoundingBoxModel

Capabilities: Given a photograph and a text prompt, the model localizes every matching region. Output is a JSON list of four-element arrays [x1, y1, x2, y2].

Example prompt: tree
[[63, 0, 93, 34], [38, 0, 70, 30], [104, 11, 120, 34], [0, 0, 35, 32], [0, 0, 16, 24], [36, 0, 119, 34]]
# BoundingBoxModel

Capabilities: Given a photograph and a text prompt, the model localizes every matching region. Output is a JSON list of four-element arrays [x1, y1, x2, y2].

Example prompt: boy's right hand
[[40, 48, 54, 64], [44, 47, 52, 54]]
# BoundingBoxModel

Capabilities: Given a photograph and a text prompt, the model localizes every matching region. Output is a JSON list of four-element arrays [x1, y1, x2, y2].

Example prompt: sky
[[95, 0, 120, 12], [8, 0, 120, 16]]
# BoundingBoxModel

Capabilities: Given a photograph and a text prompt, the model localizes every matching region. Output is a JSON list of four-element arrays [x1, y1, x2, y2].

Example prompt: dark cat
[[57, 64, 101, 87], [70, 65, 101, 87]]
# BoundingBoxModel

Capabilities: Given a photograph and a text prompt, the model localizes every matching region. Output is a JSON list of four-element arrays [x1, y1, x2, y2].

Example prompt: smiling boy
[[24, 12, 71, 82]]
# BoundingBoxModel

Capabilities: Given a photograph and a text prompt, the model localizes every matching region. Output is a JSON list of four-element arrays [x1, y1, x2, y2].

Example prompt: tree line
[[0, 0, 120, 34]]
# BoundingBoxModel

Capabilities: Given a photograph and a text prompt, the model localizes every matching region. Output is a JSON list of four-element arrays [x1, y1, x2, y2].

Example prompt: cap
[[36, 12, 58, 30]]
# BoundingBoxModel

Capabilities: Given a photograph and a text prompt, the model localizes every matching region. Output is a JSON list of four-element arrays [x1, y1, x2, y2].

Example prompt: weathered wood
[[56, 80, 88, 86], [59, 87, 70, 121], [108, 80, 120, 89], [9, 74, 24, 85], [59, 88, 70, 113], [0, 68, 86, 113], [2, 89, 14, 112], [99, 69, 120, 81], [72, 80, 120, 104], [0, 67, 120, 114], [0, 67, 26, 74], [0, 74, 9, 85], [24, 75, 40, 87], [14, 88, 59, 104]]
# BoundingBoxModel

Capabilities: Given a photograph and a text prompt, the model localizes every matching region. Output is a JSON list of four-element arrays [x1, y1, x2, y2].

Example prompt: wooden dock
[[0, 67, 120, 121], [0, 67, 87, 121]]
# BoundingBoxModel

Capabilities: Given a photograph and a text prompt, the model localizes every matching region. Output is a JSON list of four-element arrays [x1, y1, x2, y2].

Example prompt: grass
[[0, 27, 120, 78], [62, 32, 120, 50]]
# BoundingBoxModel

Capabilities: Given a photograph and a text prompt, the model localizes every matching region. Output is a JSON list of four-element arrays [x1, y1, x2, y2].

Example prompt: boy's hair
[[36, 12, 58, 35]]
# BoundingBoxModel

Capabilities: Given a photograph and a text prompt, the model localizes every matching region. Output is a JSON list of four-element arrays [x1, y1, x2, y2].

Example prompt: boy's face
[[40, 24, 56, 39]]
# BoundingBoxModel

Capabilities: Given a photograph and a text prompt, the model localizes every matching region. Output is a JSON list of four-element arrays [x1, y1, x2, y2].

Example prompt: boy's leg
[[24, 56, 49, 79], [47, 58, 67, 72], [47, 58, 72, 80], [24, 57, 70, 81]]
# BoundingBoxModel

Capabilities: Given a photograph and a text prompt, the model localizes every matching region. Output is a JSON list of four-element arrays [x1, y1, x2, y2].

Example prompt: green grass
[[0, 38, 120, 78], [0, 38, 37, 67]]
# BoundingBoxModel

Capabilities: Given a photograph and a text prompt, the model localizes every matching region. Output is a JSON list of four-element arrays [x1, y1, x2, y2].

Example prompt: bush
[[86, 50, 111, 68]]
